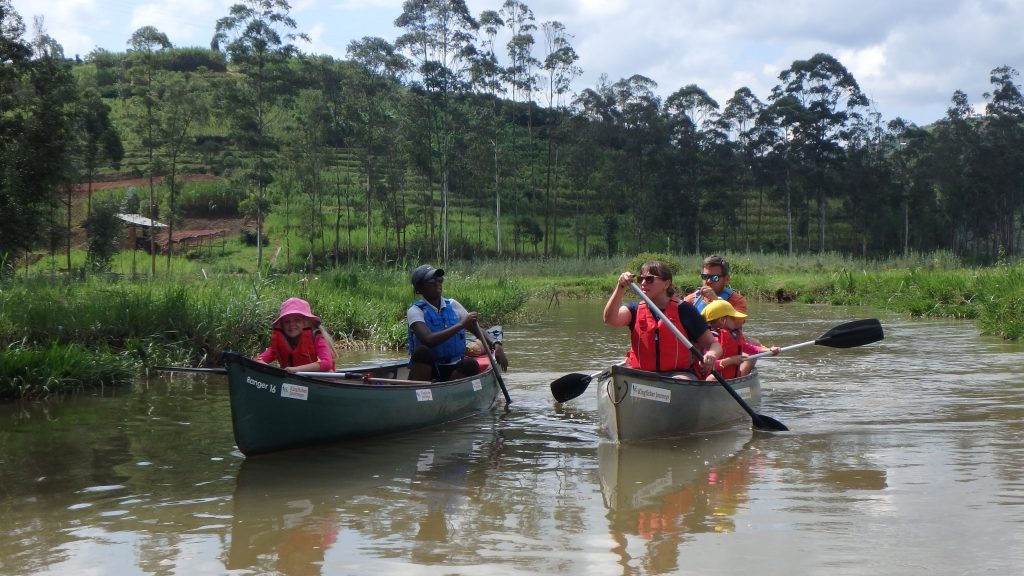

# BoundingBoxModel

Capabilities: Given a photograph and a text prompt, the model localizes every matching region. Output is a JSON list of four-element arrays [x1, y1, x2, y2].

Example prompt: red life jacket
[[714, 328, 744, 379], [626, 299, 693, 372], [270, 328, 321, 369]]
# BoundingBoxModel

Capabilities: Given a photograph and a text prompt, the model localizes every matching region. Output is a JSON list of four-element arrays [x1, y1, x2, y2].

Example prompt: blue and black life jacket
[[407, 299, 466, 364], [693, 288, 734, 313]]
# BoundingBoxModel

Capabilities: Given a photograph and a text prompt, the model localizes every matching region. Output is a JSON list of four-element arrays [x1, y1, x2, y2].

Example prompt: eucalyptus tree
[[721, 87, 764, 250], [755, 95, 802, 255], [279, 88, 330, 269], [78, 88, 124, 220], [21, 17, 82, 273], [76, 87, 124, 274], [664, 83, 725, 254], [886, 117, 932, 257], [469, 9, 506, 253], [539, 20, 579, 256], [395, 0, 478, 263], [979, 65, 1024, 255], [593, 75, 664, 252], [0, 4, 37, 270], [155, 71, 208, 270], [566, 82, 614, 255], [841, 109, 895, 257], [212, 0, 309, 270], [346, 38, 412, 260], [125, 25, 171, 274], [769, 53, 869, 252], [291, 54, 357, 264], [0, 8, 67, 271], [930, 90, 981, 255], [498, 0, 539, 255]]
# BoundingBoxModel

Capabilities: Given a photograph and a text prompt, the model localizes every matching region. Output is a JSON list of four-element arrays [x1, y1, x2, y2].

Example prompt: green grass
[[6, 251, 1024, 398], [0, 342, 136, 400]]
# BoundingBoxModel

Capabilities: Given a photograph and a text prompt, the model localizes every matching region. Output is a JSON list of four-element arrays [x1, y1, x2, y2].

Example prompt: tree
[[470, 9, 506, 254], [594, 75, 665, 251], [769, 53, 869, 252], [887, 117, 932, 257], [14, 15, 80, 274], [980, 66, 1024, 255], [0, 3, 39, 271], [721, 87, 764, 250], [395, 0, 478, 263], [347, 39, 412, 261], [499, 0, 539, 256], [540, 20, 579, 256], [75, 87, 124, 274], [930, 90, 981, 255], [664, 84, 725, 253], [155, 71, 208, 270], [78, 88, 124, 219], [126, 25, 172, 274], [213, 0, 309, 270], [84, 198, 122, 272]]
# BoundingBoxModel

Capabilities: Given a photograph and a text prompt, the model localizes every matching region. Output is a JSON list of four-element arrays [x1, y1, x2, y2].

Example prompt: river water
[[2, 301, 1023, 576]]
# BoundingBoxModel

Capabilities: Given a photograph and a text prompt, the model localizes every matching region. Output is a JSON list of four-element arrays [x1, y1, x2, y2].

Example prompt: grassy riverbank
[[3, 251, 1023, 399]]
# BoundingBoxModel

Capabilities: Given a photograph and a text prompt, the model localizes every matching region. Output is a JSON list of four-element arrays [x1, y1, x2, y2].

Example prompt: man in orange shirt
[[683, 255, 748, 314]]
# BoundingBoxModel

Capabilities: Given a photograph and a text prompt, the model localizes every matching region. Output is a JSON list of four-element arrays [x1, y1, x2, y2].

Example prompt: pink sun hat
[[273, 297, 321, 328]]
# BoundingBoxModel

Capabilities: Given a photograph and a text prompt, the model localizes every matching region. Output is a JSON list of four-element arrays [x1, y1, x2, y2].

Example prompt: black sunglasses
[[700, 273, 721, 282], [638, 275, 661, 284]]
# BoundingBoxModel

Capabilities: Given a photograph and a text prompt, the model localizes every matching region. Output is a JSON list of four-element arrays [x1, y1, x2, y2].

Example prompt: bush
[[627, 252, 684, 278], [85, 199, 123, 272], [240, 227, 267, 246], [177, 181, 244, 217], [164, 48, 227, 73]]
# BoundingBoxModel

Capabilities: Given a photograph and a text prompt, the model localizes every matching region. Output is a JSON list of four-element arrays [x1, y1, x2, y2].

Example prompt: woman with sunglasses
[[683, 254, 748, 314], [603, 260, 722, 379]]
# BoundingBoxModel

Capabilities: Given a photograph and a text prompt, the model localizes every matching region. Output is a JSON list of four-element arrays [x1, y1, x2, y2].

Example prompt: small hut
[[116, 213, 167, 251]]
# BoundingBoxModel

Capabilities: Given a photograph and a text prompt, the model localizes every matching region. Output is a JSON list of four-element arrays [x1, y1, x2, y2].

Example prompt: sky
[[9, 0, 1023, 126]]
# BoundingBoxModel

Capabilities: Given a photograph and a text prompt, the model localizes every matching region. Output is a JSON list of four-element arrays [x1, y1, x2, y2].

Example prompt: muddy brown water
[[2, 301, 1022, 575]]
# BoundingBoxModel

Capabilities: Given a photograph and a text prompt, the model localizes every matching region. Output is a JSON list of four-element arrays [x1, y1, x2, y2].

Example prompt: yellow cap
[[701, 299, 747, 322]]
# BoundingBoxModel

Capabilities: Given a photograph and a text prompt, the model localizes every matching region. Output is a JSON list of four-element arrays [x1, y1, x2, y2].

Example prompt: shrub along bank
[[4, 253, 1023, 399]]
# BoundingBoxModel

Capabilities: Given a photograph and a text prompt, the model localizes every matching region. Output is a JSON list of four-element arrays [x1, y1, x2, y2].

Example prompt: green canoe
[[223, 352, 502, 456]]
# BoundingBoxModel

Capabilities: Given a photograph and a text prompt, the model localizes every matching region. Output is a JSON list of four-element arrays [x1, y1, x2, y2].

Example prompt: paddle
[[154, 366, 227, 375], [154, 366, 365, 378], [628, 281, 788, 432], [476, 321, 512, 404], [744, 318, 884, 361], [550, 363, 623, 403], [154, 361, 399, 378]]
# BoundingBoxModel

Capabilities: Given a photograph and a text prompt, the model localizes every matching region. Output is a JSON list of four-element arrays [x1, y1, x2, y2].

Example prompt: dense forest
[[2, 0, 1023, 276]]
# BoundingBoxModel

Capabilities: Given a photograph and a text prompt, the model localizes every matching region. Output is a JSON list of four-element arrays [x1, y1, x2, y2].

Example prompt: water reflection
[[227, 425, 500, 575], [598, 433, 758, 574]]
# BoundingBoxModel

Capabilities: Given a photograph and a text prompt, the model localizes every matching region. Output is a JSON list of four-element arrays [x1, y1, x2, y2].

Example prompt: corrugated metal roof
[[116, 213, 167, 227]]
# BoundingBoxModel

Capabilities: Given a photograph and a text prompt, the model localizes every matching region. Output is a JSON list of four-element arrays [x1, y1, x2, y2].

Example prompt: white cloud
[[839, 45, 888, 82], [130, 1, 232, 49], [7, 0, 1023, 125]]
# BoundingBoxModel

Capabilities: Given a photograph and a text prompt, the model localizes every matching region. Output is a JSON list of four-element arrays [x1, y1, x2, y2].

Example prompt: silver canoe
[[596, 364, 761, 441]]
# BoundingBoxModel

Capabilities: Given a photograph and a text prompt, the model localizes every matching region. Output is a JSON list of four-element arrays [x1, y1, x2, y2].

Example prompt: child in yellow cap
[[700, 300, 779, 378]]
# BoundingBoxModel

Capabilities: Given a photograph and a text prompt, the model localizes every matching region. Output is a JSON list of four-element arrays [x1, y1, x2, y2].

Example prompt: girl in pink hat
[[255, 298, 336, 373]]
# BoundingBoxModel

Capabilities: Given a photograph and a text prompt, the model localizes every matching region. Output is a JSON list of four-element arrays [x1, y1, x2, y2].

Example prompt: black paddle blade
[[550, 373, 593, 403], [752, 413, 789, 432], [815, 318, 884, 349]]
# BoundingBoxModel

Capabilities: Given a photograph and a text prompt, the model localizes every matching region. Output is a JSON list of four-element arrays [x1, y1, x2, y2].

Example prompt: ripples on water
[[1, 303, 1023, 575]]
